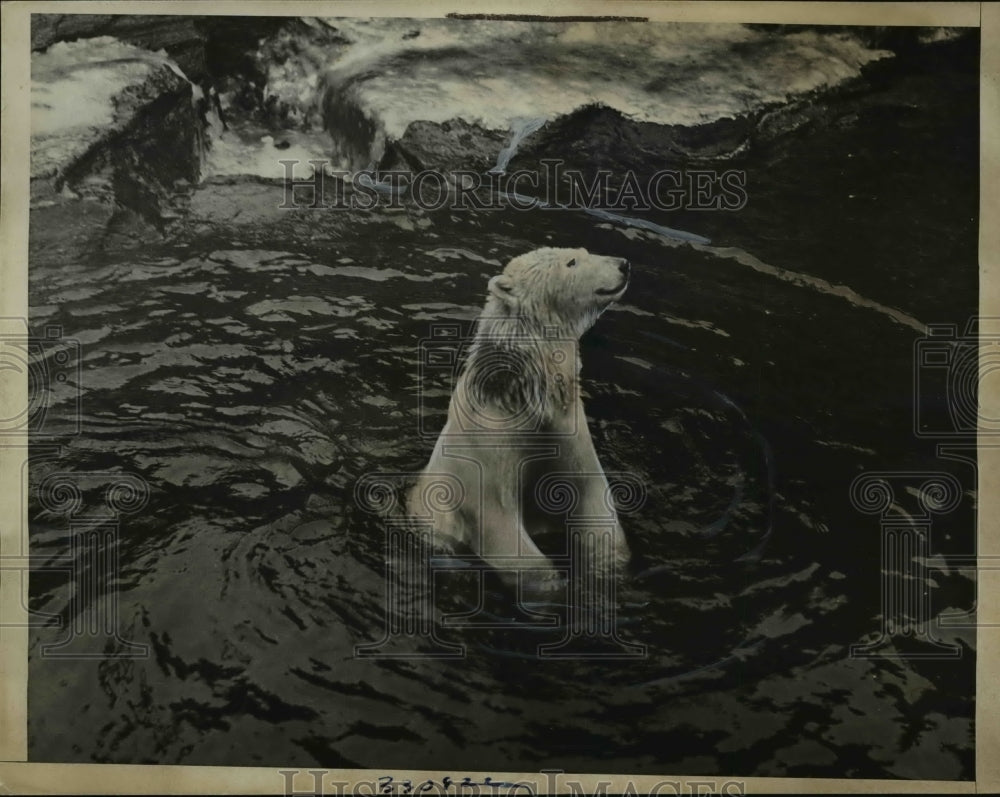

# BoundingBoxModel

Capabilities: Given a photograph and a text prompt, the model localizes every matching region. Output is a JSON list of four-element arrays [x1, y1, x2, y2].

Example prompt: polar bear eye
[[566, 258, 577, 268]]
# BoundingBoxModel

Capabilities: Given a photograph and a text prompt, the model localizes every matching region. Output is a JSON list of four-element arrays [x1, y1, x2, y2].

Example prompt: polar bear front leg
[[473, 487, 563, 592], [560, 423, 632, 572]]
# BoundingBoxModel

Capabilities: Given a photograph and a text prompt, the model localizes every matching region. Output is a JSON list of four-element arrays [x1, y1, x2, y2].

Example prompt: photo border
[[1, 1, 995, 793]]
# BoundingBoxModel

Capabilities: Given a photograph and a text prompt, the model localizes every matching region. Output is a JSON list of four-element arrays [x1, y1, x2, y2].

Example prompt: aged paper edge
[[0, 1, 993, 793]]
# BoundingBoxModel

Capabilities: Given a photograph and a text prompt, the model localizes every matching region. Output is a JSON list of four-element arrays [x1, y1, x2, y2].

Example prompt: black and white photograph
[[2, 2, 996, 793]]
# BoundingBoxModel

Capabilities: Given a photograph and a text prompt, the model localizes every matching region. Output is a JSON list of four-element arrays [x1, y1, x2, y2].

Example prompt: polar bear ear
[[488, 274, 514, 299]]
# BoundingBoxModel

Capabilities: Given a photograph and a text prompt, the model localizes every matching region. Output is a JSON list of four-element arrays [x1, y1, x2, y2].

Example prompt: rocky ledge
[[29, 13, 974, 256]]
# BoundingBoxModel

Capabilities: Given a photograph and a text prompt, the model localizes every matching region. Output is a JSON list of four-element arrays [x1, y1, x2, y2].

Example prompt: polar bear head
[[485, 247, 630, 336], [460, 247, 629, 427]]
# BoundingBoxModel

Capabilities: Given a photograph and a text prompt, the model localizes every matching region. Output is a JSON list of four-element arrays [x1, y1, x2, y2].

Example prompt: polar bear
[[409, 247, 631, 588]]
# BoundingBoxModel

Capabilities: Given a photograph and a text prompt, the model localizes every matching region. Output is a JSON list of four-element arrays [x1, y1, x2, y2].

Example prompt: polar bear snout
[[595, 258, 630, 297]]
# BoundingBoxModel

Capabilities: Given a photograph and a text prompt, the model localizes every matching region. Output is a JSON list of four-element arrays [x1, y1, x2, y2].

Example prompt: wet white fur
[[409, 247, 630, 587]]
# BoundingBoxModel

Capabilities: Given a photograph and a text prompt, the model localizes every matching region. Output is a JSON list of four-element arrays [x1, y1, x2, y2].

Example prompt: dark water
[[27, 31, 977, 780]]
